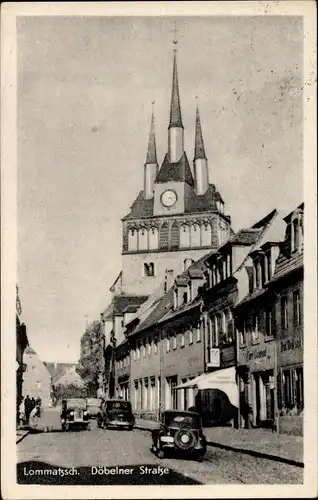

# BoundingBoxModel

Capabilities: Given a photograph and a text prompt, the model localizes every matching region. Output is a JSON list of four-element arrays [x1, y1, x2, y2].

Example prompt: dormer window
[[290, 210, 304, 253], [266, 249, 272, 282]]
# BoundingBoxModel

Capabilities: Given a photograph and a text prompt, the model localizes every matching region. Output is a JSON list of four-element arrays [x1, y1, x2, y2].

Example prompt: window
[[148, 340, 152, 355], [170, 221, 180, 249], [281, 296, 288, 330], [172, 335, 177, 350], [144, 262, 154, 277], [36, 381, 41, 389], [226, 309, 234, 343], [292, 219, 299, 251], [189, 329, 193, 344], [293, 290, 301, 325], [180, 333, 185, 348], [196, 323, 201, 342], [183, 291, 188, 304], [173, 290, 178, 309], [254, 259, 261, 289], [239, 321, 246, 344], [153, 340, 158, 354], [181, 379, 188, 410], [265, 306, 275, 337], [142, 344, 146, 357], [295, 367, 304, 410], [132, 349, 136, 360], [252, 313, 259, 341], [166, 337, 170, 353], [211, 316, 219, 347], [159, 222, 169, 250], [266, 250, 272, 281], [136, 345, 140, 359], [260, 255, 266, 288]]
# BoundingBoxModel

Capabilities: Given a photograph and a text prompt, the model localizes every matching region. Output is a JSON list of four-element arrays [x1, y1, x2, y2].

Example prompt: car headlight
[[69, 411, 74, 416]]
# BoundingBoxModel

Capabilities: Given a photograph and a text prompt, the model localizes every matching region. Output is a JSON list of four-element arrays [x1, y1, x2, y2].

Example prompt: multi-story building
[[23, 347, 52, 407], [102, 42, 232, 397], [235, 204, 304, 434]]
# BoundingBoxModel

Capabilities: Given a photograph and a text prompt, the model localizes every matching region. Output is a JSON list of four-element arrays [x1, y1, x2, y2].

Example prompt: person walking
[[24, 395, 32, 425]]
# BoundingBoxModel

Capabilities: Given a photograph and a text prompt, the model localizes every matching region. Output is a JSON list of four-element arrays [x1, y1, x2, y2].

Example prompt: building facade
[[235, 204, 304, 434], [23, 347, 52, 408]]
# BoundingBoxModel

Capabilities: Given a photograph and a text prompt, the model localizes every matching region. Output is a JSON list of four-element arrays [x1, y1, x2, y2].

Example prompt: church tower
[[120, 43, 231, 296]]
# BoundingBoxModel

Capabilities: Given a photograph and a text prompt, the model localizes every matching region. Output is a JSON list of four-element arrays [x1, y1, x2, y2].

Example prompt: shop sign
[[239, 342, 275, 370], [281, 337, 302, 352], [207, 348, 220, 368]]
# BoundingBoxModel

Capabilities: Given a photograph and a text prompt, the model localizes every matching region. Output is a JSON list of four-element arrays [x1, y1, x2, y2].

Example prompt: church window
[[159, 222, 169, 250], [138, 227, 148, 251], [170, 221, 179, 249], [202, 223, 212, 246], [128, 228, 138, 251], [144, 262, 155, 277], [149, 226, 159, 250], [180, 224, 190, 248], [190, 223, 201, 247]]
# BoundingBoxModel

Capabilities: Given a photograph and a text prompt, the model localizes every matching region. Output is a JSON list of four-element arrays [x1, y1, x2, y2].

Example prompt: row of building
[[95, 42, 303, 434], [103, 205, 303, 432]]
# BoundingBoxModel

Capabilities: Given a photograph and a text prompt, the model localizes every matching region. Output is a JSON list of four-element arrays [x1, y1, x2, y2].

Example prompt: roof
[[146, 110, 157, 165], [155, 152, 194, 186], [229, 228, 262, 246], [25, 346, 36, 355], [194, 105, 206, 160], [122, 304, 141, 314], [251, 209, 288, 253], [44, 362, 80, 382], [102, 295, 148, 318], [184, 183, 220, 214], [271, 248, 303, 283], [169, 51, 183, 128], [122, 191, 154, 220], [132, 288, 174, 335]]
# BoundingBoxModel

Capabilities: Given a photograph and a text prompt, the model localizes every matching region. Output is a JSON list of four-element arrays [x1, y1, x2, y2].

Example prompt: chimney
[[164, 269, 174, 293]]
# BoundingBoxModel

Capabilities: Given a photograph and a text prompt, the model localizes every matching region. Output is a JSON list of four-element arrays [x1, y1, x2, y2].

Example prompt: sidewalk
[[16, 427, 30, 444], [134, 418, 303, 467]]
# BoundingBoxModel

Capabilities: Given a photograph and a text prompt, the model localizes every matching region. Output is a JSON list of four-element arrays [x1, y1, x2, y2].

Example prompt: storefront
[[278, 335, 303, 415], [238, 341, 276, 428]]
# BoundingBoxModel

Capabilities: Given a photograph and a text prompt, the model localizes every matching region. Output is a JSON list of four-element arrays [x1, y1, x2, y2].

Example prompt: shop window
[[281, 296, 288, 330], [283, 369, 293, 408], [293, 290, 301, 325], [295, 367, 304, 410]]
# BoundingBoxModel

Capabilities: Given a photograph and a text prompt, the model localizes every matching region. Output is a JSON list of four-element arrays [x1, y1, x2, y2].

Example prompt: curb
[[134, 425, 303, 468], [16, 430, 30, 444]]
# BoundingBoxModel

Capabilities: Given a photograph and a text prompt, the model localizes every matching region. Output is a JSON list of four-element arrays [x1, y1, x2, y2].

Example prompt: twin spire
[[144, 43, 209, 196]]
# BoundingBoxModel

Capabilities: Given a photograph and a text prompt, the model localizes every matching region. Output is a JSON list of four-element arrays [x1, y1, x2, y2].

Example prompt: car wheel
[[87, 424, 91, 431], [61, 423, 66, 431], [128, 425, 133, 431], [64, 422, 70, 432], [157, 449, 165, 459]]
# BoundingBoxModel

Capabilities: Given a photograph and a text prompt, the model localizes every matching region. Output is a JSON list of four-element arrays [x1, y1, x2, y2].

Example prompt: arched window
[[190, 223, 201, 247], [144, 262, 155, 277], [180, 224, 190, 248], [149, 226, 159, 250], [138, 227, 148, 251], [159, 222, 169, 250], [128, 228, 137, 251], [170, 221, 179, 250], [202, 223, 212, 247]]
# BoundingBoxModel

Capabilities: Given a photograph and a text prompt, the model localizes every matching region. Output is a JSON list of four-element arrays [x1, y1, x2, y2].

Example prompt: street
[[17, 409, 303, 485]]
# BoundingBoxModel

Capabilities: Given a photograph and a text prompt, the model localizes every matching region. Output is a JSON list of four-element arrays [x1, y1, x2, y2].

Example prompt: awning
[[175, 367, 239, 408]]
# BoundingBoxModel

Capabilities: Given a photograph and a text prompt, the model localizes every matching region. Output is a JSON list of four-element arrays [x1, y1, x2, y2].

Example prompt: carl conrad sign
[[239, 342, 275, 371]]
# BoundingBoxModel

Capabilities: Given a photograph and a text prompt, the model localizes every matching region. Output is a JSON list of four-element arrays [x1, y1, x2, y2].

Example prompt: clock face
[[161, 190, 177, 207]]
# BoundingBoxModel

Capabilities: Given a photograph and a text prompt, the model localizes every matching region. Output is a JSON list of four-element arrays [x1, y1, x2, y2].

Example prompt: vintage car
[[60, 398, 90, 431], [151, 410, 207, 460], [86, 397, 101, 418], [97, 399, 135, 430]]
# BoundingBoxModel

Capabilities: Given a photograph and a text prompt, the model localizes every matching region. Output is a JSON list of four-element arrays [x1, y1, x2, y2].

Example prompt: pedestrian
[[24, 395, 32, 424], [18, 397, 25, 426], [31, 397, 36, 410], [29, 404, 40, 429]]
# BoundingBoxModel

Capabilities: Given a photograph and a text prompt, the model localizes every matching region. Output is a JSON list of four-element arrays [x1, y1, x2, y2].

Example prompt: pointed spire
[[169, 50, 183, 129], [194, 101, 206, 160], [146, 102, 157, 164]]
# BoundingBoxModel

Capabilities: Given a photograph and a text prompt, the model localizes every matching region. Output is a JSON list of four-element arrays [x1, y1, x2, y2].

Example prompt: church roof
[[156, 152, 194, 186], [194, 105, 206, 160], [122, 183, 225, 221], [146, 109, 157, 164], [169, 51, 183, 129]]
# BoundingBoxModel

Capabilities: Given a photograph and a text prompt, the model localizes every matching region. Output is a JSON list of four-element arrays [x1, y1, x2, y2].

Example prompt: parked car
[[60, 398, 90, 431], [97, 399, 135, 430], [86, 397, 101, 418], [151, 410, 207, 460]]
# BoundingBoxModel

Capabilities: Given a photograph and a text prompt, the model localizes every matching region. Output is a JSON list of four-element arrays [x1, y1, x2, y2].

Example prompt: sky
[[17, 15, 303, 363]]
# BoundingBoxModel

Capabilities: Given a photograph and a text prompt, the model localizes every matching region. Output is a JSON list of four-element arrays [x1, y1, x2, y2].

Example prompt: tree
[[52, 383, 87, 403], [77, 320, 104, 397]]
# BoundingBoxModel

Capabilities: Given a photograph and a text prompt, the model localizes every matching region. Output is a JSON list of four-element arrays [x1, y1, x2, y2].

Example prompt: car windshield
[[65, 399, 86, 409], [163, 412, 201, 429], [86, 398, 100, 406], [106, 401, 131, 411]]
